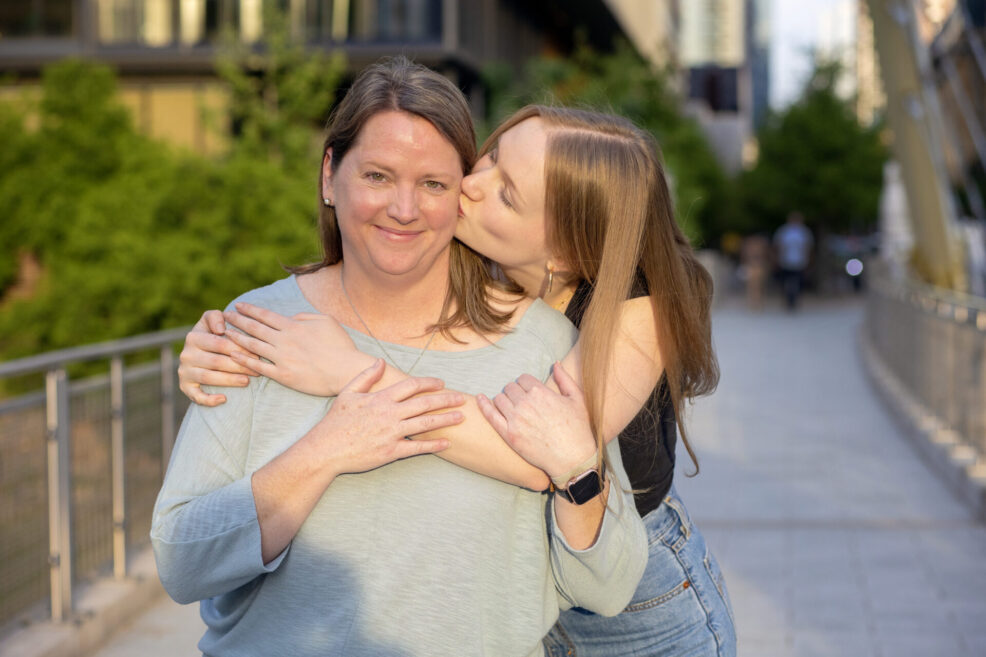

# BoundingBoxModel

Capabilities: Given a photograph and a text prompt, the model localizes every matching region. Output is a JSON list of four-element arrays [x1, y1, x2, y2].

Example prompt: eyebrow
[[363, 159, 456, 182]]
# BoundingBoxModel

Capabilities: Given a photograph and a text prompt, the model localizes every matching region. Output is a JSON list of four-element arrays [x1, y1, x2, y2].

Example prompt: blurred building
[[603, 0, 679, 73], [815, 0, 886, 126], [748, 0, 770, 131], [679, 0, 768, 173], [0, 0, 628, 153], [855, 0, 885, 126], [926, 0, 986, 225]]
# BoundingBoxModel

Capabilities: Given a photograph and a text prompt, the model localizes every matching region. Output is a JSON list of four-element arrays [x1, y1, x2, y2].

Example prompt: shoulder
[[513, 299, 579, 361], [224, 275, 313, 316]]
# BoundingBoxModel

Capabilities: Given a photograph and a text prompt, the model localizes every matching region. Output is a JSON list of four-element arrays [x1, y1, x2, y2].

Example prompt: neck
[[543, 282, 578, 313], [502, 264, 577, 311], [337, 261, 449, 341]]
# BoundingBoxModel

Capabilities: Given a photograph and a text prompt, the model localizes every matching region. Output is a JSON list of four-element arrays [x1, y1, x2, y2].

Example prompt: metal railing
[[0, 328, 191, 627], [865, 265, 986, 461]]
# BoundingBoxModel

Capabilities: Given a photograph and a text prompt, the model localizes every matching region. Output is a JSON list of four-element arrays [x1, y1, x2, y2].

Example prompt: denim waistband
[[643, 487, 693, 548]]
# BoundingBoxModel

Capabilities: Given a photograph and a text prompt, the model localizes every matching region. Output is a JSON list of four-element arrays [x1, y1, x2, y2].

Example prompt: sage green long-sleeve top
[[151, 276, 646, 657]]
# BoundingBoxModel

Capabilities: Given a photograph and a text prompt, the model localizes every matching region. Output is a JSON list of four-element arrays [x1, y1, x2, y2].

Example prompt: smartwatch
[[555, 468, 604, 505]]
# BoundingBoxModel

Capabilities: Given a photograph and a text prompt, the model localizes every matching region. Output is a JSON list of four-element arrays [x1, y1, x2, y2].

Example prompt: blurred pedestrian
[[773, 211, 813, 310], [741, 233, 770, 310]]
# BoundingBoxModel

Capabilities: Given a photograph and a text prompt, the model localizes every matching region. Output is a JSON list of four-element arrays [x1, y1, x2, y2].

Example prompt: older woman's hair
[[482, 106, 720, 471], [296, 56, 517, 336]]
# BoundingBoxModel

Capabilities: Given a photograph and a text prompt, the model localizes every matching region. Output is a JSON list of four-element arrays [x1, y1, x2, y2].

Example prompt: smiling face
[[456, 117, 555, 295], [324, 110, 463, 282]]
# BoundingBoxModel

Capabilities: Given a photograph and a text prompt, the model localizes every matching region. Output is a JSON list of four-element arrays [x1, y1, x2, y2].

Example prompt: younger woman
[[181, 105, 736, 656]]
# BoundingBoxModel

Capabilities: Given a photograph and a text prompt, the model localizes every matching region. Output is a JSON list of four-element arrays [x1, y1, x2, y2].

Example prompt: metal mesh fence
[[867, 269, 986, 456], [0, 397, 49, 627], [70, 376, 114, 583], [0, 330, 189, 628]]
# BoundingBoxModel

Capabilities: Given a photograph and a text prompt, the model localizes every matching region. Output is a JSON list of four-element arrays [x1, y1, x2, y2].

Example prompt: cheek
[[483, 211, 531, 249], [423, 195, 460, 232]]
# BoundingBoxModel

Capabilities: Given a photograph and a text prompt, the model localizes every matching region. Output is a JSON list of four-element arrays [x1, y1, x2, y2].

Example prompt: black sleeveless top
[[564, 278, 676, 517]]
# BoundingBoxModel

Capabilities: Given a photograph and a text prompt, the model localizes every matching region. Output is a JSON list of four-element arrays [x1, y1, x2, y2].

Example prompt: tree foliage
[[0, 37, 345, 363], [482, 43, 728, 245], [735, 63, 887, 237]]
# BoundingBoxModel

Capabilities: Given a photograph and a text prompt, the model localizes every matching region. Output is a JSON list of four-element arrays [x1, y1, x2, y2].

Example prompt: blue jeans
[[544, 489, 736, 657]]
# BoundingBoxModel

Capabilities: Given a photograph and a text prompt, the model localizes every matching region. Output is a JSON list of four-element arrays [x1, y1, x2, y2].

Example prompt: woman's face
[[456, 117, 552, 293], [324, 110, 463, 281]]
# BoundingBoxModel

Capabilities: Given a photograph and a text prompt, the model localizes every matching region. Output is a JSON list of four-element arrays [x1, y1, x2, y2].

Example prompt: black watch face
[[567, 470, 603, 505]]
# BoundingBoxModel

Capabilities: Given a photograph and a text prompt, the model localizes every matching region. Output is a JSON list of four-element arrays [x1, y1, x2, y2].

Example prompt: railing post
[[160, 346, 176, 474], [45, 368, 73, 621], [110, 356, 127, 579]]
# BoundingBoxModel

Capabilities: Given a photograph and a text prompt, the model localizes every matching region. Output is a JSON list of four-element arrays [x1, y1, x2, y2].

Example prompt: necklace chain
[[339, 268, 439, 376], [550, 286, 576, 312]]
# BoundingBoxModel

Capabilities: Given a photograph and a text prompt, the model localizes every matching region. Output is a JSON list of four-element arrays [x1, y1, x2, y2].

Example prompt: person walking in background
[[773, 211, 814, 310], [741, 232, 770, 311]]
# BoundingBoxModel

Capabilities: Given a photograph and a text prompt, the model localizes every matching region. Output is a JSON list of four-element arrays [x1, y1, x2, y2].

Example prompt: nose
[[460, 171, 482, 201], [461, 153, 493, 201], [387, 185, 419, 225]]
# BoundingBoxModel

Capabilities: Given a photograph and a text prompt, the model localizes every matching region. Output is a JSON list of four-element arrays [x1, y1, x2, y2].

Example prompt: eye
[[364, 171, 386, 183], [488, 147, 499, 164], [498, 187, 514, 209], [424, 180, 448, 191]]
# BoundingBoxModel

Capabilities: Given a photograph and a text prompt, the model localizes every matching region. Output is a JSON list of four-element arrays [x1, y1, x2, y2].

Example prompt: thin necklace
[[550, 286, 576, 312], [339, 268, 439, 375]]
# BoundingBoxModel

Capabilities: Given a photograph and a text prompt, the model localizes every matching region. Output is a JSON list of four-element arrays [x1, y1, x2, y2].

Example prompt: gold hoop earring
[[538, 266, 554, 298]]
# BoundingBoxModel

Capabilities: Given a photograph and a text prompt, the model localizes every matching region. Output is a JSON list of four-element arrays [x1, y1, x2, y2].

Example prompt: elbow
[[151, 535, 201, 605], [161, 577, 200, 606], [593, 595, 634, 618]]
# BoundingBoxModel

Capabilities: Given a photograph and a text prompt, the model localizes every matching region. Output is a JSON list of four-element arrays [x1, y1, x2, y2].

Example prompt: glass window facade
[[0, 0, 443, 46], [0, 0, 75, 38]]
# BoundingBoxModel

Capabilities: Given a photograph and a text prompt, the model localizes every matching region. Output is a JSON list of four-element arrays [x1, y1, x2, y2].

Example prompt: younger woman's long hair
[[482, 106, 720, 471]]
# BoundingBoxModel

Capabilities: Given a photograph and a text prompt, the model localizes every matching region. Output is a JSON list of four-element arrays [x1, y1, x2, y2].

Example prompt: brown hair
[[482, 106, 720, 471], [292, 56, 517, 336]]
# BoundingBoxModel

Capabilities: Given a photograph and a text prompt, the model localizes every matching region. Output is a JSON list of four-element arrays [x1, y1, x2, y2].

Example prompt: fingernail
[[237, 377, 249, 385]]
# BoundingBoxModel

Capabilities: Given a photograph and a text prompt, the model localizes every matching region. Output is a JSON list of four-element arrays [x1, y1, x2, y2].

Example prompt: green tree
[[482, 42, 727, 245], [736, 63, 887, 236], [0, 21, 345, 365]]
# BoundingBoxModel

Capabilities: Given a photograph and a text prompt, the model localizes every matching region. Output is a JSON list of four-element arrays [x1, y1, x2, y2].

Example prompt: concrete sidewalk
[[675, 298, 986, 656], [20, 297, 986, 657]]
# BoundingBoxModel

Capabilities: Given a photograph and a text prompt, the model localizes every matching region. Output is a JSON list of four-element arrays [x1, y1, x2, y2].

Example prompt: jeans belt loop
[[664, 494, 691, 539]]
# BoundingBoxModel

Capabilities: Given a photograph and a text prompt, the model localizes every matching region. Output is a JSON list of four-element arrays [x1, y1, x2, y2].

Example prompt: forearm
[[549, 444, 647, 616], [552, 480, 609, 549], [251, 429, 339, 563]]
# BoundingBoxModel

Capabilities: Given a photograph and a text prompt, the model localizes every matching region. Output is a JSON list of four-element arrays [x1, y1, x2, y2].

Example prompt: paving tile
[[791, 630, 878, 657]]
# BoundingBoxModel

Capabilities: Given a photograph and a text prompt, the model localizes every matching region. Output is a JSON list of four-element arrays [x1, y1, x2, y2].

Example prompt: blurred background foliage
[[0, 30, 885, 364], [0, 27, 343, 363], [735, 62, 888, 239], [480, 41, 729, 245]]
